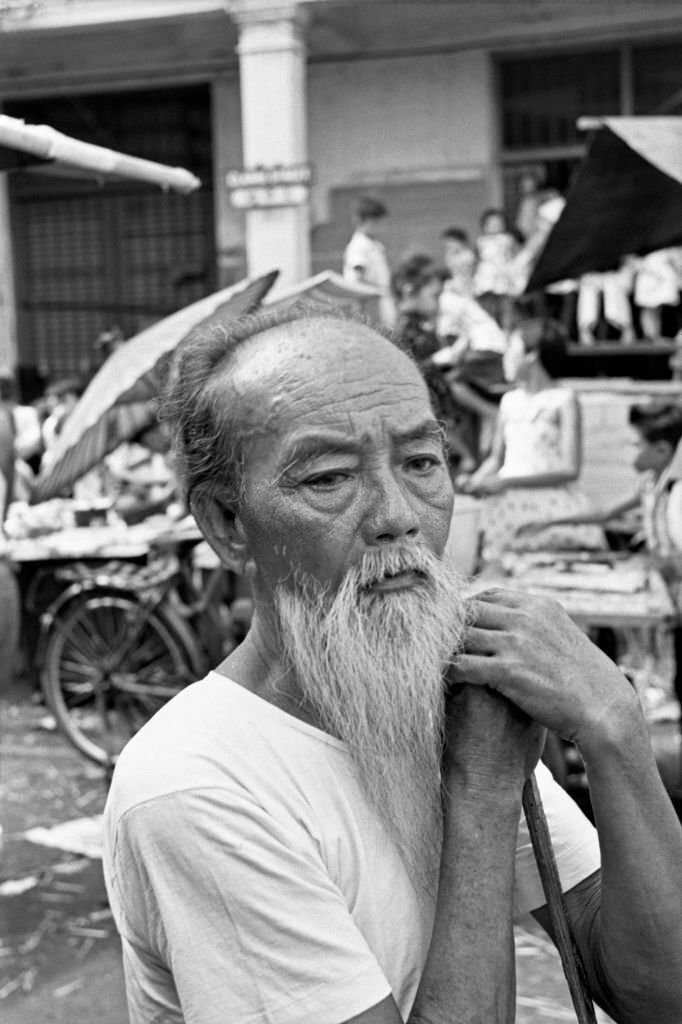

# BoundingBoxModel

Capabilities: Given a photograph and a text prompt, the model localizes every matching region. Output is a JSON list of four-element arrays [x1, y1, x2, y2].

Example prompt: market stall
[[473, 551, 675, 629]]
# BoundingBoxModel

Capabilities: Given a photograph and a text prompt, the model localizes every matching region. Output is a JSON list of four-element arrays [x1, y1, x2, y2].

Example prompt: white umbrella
[[0, 113, 201, 193], [32, 272, 278, 502], [265, 270, 381, 316]]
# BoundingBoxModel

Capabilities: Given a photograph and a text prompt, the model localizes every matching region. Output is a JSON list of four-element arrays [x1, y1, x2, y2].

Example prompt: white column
[[0, 173, 17, 373], [230, 1, 310, 287], [211, 74, 247, 288]]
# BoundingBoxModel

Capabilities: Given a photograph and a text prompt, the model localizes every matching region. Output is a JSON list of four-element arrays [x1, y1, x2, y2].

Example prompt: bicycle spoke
[[59, 657, 99, 682], [53, 616, 106, 664], [44, 591, 194, 765]]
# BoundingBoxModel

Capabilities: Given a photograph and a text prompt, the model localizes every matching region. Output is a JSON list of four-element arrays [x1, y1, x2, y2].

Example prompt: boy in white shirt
[[343, 195, 396, 328]]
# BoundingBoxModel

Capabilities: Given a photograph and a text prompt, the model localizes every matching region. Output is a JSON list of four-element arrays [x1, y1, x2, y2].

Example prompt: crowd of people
[[0, 360, 177, 527], [342, 189, 682, 345], [0, 344, 181, 691], [0, 192, 678, 1022], [337, 192, 682, 567]]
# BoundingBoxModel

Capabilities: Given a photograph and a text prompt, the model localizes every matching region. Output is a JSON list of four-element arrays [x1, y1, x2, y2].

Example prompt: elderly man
[[103, 309, 681, 1024]]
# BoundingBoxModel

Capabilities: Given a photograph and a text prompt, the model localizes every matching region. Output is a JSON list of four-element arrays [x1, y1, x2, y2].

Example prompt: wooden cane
[[522, 773, 598, 1024]]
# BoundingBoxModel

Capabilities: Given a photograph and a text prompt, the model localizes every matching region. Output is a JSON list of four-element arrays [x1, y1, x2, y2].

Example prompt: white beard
[[274, 544, 469, 894]]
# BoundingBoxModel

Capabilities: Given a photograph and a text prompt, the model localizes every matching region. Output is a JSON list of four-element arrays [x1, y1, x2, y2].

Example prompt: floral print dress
[[481, 387, 604, 562]]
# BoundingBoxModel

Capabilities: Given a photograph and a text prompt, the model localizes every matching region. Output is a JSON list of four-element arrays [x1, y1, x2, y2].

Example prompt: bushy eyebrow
[[393, 421, 446, 448], [278, 419, 446, 473]]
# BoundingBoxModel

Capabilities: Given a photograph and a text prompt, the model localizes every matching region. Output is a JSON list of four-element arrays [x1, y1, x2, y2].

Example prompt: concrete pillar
[[230, 1, 310, 286], [211, 74, 247, 288], [0, 173, 18, 374]]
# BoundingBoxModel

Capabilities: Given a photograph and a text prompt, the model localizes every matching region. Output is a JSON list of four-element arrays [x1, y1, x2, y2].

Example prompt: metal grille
[[8, 86, 215, 382]]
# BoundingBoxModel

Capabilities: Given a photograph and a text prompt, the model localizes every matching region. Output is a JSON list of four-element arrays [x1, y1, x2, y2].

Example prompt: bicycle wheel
[[42, 590, 194, 766]]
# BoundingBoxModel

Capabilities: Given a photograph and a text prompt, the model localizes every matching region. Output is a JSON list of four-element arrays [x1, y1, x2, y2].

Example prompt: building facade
[[1, 0, 682, 381]]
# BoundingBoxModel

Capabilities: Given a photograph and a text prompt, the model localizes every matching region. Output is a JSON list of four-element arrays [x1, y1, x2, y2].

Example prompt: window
[[7, 87, 216, 378], [500, 50, 620, 151], [633, 42, 682, 115]]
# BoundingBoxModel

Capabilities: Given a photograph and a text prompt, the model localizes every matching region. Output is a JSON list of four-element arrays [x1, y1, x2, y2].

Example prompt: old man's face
[[221, 318, 465, 883], [231, 318, 455, 597]]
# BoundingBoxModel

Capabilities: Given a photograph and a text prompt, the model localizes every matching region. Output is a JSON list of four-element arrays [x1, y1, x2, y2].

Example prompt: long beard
[[274, 545, 469, 893]]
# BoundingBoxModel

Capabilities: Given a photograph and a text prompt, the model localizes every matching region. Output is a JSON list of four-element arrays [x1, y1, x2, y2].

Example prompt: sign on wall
[[226, 164, 312, 209]]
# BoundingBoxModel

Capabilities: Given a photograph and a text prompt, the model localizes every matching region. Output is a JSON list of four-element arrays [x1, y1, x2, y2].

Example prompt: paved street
[[1, 676, 679, 1023]]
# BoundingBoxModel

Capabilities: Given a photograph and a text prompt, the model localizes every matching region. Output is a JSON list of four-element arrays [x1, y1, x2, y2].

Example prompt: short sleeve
[[514, 763, 601, 916], [112, 788, 392, 1024]]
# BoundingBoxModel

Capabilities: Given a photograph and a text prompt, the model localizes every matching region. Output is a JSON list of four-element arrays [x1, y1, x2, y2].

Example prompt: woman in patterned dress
[[457, 317, 603, 562]]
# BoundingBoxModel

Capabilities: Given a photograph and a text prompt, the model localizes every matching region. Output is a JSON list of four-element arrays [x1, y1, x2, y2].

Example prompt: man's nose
[[361, 469, 420, 544]]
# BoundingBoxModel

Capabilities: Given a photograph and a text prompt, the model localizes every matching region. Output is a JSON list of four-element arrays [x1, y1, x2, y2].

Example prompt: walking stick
[[522, 773, 598, 1024]]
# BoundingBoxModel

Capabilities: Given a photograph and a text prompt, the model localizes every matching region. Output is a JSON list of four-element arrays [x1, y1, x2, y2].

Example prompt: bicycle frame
[[37, 560, 206, 681]]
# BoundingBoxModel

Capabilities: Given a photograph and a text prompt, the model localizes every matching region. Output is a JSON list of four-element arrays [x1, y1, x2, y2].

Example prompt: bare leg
[[640, 306, 661, 342]]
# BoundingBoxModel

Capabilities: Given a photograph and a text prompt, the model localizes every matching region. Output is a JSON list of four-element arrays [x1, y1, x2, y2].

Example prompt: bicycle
[[37, 536, 248, 767]]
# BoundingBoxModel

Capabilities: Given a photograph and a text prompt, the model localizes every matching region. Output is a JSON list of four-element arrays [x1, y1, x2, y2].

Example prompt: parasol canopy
[[265, 270, 381, 316], [0, 113, 201, 193], [526, 117, 682, 292], [32, 271, 278, 502]]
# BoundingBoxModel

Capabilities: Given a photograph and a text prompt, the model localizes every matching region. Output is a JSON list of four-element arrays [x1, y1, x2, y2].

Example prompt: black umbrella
[[526, 117, 682, 292]]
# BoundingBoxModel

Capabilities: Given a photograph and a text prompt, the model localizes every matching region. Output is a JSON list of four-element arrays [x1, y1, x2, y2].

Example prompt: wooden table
[[470, 556, 677, 631]]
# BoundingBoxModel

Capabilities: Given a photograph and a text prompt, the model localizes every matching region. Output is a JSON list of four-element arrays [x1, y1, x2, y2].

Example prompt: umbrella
[[265, 270, 381, 317], [526, 116, 682, 291], [32, 271, 278, 502], [0, 113, 201, 193]]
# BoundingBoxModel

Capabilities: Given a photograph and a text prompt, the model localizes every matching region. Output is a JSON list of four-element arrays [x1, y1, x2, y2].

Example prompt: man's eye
[[406, 455, 441, 473], [303, 471, 350, 490]]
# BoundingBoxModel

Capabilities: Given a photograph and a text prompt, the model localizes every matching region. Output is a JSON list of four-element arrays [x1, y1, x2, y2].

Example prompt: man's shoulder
[[105, 672, 349, 829], [104, 674, 234, 818]]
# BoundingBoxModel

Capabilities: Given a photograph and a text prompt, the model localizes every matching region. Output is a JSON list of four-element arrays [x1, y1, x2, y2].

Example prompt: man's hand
[[443, 682, 546, 790], [450, 588, 639, 751]]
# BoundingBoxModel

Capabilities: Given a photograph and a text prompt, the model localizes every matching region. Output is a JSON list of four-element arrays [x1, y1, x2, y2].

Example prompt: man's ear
[[190, 492, 250, 573]]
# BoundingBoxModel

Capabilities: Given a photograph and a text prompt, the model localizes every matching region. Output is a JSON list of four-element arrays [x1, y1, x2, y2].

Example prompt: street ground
[[1, 676, 679, 1024]]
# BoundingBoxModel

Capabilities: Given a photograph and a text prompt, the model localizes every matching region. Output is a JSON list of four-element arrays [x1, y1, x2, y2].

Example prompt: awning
[[0, 113, 201, 194], [526, 117, 682, 291]]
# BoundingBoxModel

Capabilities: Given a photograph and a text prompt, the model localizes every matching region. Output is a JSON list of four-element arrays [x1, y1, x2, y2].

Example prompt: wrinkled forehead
[[227, 318, 433, 439]]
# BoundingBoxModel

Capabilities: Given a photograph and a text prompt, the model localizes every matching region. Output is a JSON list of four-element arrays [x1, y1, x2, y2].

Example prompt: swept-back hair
[[158, 305, 406, 511], [159, 305, 309, 510]]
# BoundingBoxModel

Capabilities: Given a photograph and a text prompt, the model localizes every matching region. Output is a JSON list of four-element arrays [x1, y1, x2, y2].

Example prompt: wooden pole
[[522, 773, 598, 1024]]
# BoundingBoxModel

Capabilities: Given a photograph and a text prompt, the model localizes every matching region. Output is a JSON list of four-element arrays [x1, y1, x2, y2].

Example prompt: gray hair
[[158, 304, 401, 512]]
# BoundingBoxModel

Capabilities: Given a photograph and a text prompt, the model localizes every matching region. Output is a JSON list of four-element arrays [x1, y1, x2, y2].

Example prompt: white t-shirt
[[343, 230, 396, 327], [438, 289, 507, 353], [103, 672, 600, 1024]]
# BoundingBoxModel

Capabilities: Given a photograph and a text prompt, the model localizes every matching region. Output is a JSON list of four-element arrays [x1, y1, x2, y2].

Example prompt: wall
[[306, 49, 498, 270], [211, 48, 499, 280], [308, 49, 496, 200]]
